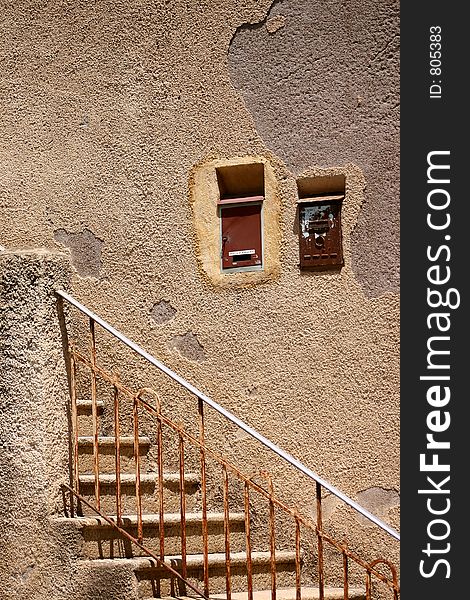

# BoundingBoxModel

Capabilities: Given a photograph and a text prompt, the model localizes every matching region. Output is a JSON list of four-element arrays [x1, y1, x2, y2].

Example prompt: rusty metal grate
[[57, 290, 399, 600]]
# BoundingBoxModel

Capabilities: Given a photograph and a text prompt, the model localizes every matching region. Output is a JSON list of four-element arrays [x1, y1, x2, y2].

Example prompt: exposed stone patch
[[266, 15, 286, 34], [53, 227, 104, 278], [169, 332, 205, 362], [21, 563, 36, 582], [150, 300, 177, 324], [314, 485, 400, 527], [356, 486, 400, 526]]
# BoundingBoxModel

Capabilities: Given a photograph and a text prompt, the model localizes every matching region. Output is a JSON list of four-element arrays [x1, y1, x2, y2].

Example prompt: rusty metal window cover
[[297, 194, 344, 270], [219, 198, 263, 272], [215, 163, 265, 273]]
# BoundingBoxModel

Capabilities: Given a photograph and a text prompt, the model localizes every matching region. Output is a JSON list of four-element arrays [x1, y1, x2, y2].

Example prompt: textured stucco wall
[[0, 0, 399, 590], [0, 250, 72, 598], [0, 250, 146, 600]]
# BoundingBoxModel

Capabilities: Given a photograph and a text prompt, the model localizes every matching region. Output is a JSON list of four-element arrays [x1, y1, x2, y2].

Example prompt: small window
[[216, 163, 265, 272], [296, 175, 345, 270]]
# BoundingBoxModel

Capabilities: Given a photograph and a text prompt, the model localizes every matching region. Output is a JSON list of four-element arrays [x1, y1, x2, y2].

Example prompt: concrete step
[[74, 556, 145, 599], [78, 436, 152, 471], [72, 554, 367, 600], [142, 589, 366, 600], [154, 550, 298, 569], [78, 551, 299, 570], [62, 511, 245, 528], [77, 472, 201, 515], [135, 551, 302, 597], [79, 472, 199, 487], [78, 436, 151, 448], [209, 587, 366, 600], [76, 399, 105, 436], [56, 512, 246, 558], [76, 399, 105, 413]]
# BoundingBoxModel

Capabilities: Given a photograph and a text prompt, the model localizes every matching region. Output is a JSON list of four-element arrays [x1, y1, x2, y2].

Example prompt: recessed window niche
[[189, 156, 281, 288]]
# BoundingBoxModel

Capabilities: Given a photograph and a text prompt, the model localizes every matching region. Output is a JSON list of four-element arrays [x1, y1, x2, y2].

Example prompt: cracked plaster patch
[[169, 332, 205, 363], [228, 0, 400, 297], [53, 227, 103, 278], [356, 486, 400, 526], [150, 300, 177, 324]]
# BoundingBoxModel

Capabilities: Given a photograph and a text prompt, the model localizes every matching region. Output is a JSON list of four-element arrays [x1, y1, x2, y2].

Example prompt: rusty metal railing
[[56, 290, 400, 599]]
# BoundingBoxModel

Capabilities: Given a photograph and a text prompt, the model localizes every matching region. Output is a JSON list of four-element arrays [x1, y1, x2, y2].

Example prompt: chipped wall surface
[[150, 299, 177, 324], [0, 0, 399, 594], [54, 228, 104, 277], [229, 0, 400, 298]]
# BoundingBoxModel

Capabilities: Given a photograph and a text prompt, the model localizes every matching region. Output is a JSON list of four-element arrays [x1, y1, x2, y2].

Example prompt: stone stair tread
[[81, 550, 298, 570], [208, 587, 366, 600], [76, 399, 104, 410], [77, 557, 154, 571], [143, 589, 366, 600], [137, 551, 298, 569], [79, 472, 199, 485], [78, 435, 151, 446], [55, 511, 246, 527]]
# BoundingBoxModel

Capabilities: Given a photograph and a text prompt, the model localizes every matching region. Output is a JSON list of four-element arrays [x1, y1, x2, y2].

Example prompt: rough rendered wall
[[0, 0, 399, 587], [0, 250, 147, 600], [0, 251, 71, 598]]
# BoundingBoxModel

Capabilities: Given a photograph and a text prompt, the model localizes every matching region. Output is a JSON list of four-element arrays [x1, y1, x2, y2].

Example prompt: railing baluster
[[198, 398, 210, 598], [59, 292, 401, 600], [316, 482, 324, 600], [155, 395, 165, 560], [113, 380, 122, 527], [295, 516, 301, 600], [343, 547, 349, 600], [69, 347, 80, 516], [89, 318, 100, 511], [133, 397, 143, 543], [366, 569, 372, 600], [179, 429, 187, 580], [268, 477, 276, 600], [369, 558, 399, 600], [223, 465, 232, 600], [244, 482, 253, 600]]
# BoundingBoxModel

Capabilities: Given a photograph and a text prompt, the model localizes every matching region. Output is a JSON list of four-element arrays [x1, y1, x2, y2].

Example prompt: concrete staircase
[[55, 398, 366, 600]]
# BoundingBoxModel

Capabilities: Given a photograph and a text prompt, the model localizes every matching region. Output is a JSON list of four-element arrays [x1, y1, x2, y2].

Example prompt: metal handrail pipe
[[56, 289, 400, 541]]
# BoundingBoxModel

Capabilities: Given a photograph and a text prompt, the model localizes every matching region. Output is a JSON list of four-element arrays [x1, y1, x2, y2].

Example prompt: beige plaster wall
[[0, 0, 399, 589], [0, 250, 151, 600]]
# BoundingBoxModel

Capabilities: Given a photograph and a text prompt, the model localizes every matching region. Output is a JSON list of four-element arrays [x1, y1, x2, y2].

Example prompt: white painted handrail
[[56, 289, 400, 541]]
